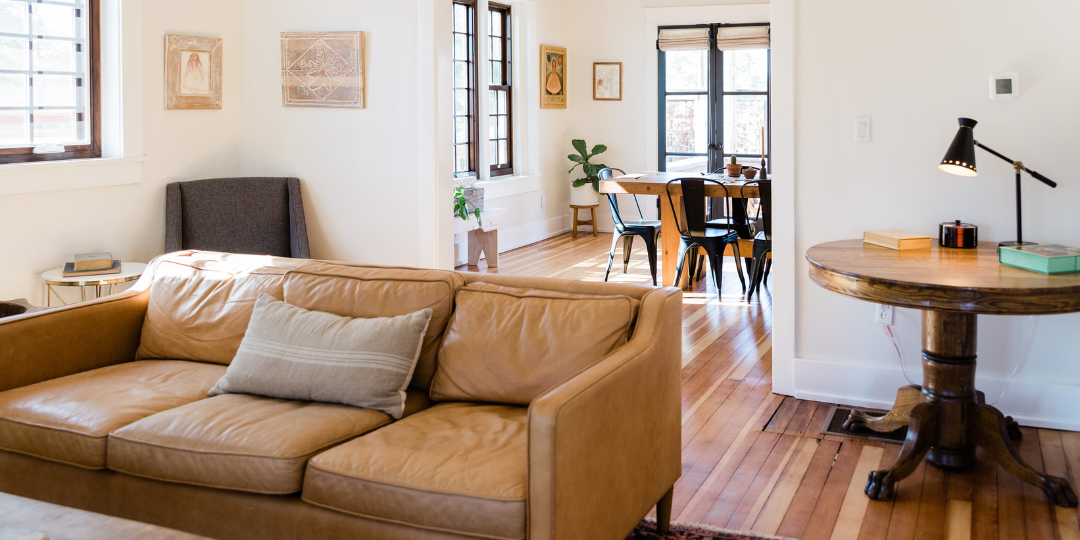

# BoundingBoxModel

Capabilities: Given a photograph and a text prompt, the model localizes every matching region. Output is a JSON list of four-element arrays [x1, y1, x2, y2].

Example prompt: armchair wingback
[[165, 177, 311, 258]]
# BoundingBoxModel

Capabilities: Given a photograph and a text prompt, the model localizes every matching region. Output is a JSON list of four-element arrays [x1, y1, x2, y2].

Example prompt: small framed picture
[[540, 44, 567, 109], [165, 35, 223, 110], [989, 73, 1019, 101], [593, 62, 622, 101]]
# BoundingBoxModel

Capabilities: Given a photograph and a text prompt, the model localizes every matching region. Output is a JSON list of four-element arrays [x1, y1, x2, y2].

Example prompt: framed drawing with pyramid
[[281, 32, 364, 108]]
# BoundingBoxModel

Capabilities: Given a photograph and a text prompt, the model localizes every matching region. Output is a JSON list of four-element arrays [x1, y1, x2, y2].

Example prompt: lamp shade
[[939, 118, 978, 177]]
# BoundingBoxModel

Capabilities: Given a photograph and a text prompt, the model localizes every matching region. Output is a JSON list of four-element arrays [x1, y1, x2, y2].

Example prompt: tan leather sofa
[[0, 252, 681, 540]]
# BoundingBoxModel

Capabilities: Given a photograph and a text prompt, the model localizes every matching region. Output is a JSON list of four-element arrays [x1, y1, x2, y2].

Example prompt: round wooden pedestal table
[[806, 239, 1080, 507]]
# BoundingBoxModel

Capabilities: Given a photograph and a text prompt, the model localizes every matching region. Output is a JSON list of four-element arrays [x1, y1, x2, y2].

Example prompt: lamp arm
[[974, 141, 1058, 188]]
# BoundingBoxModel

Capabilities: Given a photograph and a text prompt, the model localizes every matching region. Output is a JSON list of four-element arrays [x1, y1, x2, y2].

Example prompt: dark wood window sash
[[0, 0, 102, 165], [452, 0, 480, 178], [488, 2, 513, 177]]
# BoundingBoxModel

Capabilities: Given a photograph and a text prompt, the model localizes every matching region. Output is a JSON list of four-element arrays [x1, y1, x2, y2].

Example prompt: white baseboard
[[793, 358, 1080, 431]]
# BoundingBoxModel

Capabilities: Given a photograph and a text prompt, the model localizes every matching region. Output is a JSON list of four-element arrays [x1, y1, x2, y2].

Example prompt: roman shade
[[716, 25, 770, 50], [657, 28, 710, 52]]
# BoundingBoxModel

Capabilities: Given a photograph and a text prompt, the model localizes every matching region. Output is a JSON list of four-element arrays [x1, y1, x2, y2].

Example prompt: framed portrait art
[[281, 31, 365, 109], [165, 34, 223, 110], [540, 45, 567, 109], [593, 62, 622, 101]]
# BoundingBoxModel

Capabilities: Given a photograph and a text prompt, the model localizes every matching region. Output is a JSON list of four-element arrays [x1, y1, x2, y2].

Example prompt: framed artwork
[[281, 32, 365, 109], [540, 44, 567, 109], [165, 35, 223, 110], [593, 62, 622, 101]]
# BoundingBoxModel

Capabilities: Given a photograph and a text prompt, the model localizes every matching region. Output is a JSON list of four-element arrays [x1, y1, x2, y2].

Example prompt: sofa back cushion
[[429, 283, 639, 405], [136, 253, 301, 365], [282, 262, 464, 391]]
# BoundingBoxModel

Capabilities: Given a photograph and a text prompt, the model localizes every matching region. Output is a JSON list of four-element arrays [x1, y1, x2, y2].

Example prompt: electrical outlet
[[541, 195, 547, 208], [874, 304, 894, 325]]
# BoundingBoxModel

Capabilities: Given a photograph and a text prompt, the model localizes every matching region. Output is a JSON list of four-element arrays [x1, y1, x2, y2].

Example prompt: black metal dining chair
[[599, 168, 661, 285], [742, 180, 772, 299], [667, 178, 745, 292]]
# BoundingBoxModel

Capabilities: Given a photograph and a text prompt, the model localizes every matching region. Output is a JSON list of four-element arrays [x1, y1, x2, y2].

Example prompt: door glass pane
[[0, 110, 28, 143], [0, 74, 28, 106], [454, 61, 467, 88], [723, 94, 768, 155], [455, 117, 468, 144], [454, 34, 467, 59], [33, 38, 76, 73], [454, 4, 466, 33], [665, 50, 708, 92], [0, 37, 29, 70], [666, 155, 707, 174], [32, 109, 75, 142], [33, 74, 75, 106], [455, 144, 469, 173], [31, 3, 75, 38], [665, 95, 708, 153], [454, 89, 468, 115], [0, 0, 27, 34], [722, 49, 768, 92]]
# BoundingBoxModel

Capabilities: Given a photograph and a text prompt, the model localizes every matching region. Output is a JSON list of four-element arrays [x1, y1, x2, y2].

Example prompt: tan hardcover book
[[863, 230, 932, 251], [73, 252, 114, 272], [63, 260, 121, 278]]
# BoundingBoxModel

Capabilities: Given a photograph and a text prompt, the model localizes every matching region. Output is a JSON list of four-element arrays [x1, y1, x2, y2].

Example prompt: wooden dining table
[[599, 171, 766, 287]]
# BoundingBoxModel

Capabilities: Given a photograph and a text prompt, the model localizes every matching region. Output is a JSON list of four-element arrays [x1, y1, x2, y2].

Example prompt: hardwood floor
[[458, 231, 1080, 540]]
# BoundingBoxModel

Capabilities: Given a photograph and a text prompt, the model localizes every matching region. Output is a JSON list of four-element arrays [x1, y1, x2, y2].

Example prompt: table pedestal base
[[845, 310, 1078, 508]]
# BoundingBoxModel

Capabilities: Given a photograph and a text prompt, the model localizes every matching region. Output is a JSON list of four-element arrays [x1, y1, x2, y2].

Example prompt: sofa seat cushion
[[0, 360, 225, 469], [303, 402, 527, 540], [108, 393, 394, 494]]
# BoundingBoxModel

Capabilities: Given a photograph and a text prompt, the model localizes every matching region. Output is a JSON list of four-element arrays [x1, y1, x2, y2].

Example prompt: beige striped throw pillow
[[208, 294, 432, 419]]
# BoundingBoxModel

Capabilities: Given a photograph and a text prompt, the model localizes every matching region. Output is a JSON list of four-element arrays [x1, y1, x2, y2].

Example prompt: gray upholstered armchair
[[164, 177, 311, 258]]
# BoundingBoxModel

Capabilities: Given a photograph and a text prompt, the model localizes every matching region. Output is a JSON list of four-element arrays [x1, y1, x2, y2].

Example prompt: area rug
[[628, 518, 795, 540]]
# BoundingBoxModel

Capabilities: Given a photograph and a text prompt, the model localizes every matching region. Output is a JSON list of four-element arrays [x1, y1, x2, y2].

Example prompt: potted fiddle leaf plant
[[567, 139, 607, 205], [454, 185, 482, 228]]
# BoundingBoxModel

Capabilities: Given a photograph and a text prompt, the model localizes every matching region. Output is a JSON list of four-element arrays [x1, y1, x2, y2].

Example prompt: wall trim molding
[[794, 357, 1080, 431]]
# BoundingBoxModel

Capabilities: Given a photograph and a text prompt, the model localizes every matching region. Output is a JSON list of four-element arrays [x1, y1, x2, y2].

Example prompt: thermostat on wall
[[989, 73, 1019, 101]]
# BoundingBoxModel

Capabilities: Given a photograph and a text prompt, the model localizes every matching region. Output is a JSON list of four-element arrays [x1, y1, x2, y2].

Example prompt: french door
[[657, 24, 771, 175]]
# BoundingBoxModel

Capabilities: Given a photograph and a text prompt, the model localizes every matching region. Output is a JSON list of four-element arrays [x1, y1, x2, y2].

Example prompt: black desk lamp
[[939, 117, 1058, 246]]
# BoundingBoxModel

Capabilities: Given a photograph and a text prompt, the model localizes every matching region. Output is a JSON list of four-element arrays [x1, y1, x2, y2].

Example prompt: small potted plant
[[725, 156, 743, 177], [454, 185, 482, 228], [567, 139, 607, 205]]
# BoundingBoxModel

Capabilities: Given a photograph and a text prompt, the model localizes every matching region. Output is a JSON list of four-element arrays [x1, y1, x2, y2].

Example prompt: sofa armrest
[[528, 287, 682, 540], [0, 288, 150, 393]]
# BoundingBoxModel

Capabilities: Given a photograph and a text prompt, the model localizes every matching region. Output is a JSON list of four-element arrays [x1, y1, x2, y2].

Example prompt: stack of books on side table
[[863, 230, 932, 251], [62, 252, 121, 277], [999, 245, 1080, 274]]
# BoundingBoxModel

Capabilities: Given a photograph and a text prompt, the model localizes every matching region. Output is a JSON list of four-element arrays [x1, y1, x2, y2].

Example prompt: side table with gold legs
[[807, 240, 1080, 508], [41, 262, 147, 307]]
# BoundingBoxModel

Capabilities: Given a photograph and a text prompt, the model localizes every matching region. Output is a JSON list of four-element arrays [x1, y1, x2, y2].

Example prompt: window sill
[[476, 174, 539, 200], [0, 156, 148, 196]]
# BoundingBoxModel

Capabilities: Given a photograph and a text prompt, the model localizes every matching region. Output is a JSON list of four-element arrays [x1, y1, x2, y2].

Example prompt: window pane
[[498, 115, 506, 139], [666, 155, 707, 174], [0, 37, 29, 70], [454, 61, 467, 88], [488, 115, 497, 139], [32, 4, 75, 38], [488, 140, 496, 163], [490, 12, 501, 36], [454, 89, 468, 115], [497, 90, 507, 114], [454, 4, 466, 33], [722, 49, 768, 92], [488, 90, 496, 113], [665, 95, 708, 154], [665, 50, 707, 92], [455, 144, 469, 173], [455, 117, 468, 144], [0, 110, 28, 144], [454, 34, 467, 60], [32, 109, 75, 143], [33, 74, 75, 106], [33, 38, 76, 73], [498, 140, 508, 165], [723, 94, 768, 155], [0, 0, 27, 34], [489, 37, 500, 60], [491, 61, 501, 85], [0, 74, 28, 106]]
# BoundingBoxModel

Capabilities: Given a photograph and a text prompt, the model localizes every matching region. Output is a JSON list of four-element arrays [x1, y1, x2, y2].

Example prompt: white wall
[[787, 0, 1080, 429], [0, 0, 242, 306]]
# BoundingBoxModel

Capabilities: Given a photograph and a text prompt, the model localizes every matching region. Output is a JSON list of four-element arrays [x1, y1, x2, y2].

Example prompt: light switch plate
[[854, 117, 871, 142]]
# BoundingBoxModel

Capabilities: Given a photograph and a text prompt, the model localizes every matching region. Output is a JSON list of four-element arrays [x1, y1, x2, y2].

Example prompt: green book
[[999, 245, 1080, 274]]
